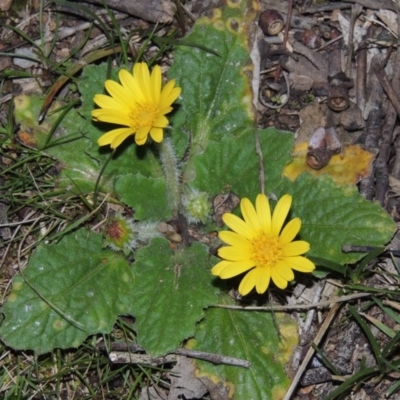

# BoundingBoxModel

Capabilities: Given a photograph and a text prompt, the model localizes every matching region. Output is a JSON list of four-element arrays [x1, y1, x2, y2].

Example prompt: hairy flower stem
[[159, 138, 180, 215]]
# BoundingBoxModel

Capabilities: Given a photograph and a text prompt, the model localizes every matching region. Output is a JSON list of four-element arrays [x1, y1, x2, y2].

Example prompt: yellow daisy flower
[[212, 194, 315, 296], [92, 62, 181, 148]]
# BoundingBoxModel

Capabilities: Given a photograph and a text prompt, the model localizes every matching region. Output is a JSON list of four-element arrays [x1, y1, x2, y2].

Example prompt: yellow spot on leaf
[[284, 143, 375, 186], [53, 319, 66, 331], [7, 293, 17, 302], [194, 366, 235, 399], [227, 0, 240, 8], [275, 315, 298, 365], [213, 20, 225, 30], [261, 346, 269, 355], [14, 94, 31, 111], [13, 281, 23, 291], [272, 386, 287, 400], [211, 8, 222, 21]]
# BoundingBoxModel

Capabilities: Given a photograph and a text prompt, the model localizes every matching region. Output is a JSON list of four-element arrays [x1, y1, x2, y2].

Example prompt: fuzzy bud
[[103, 214, 137, 255], [182, 189, 211, 224]]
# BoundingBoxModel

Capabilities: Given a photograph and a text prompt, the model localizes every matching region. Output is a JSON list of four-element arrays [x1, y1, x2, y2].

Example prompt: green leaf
[[0, 229, 134, 354], [259, 128, 295, 192], [280, 174, 396, 264], [131, 238, 219, 356], [168, 0, 259, 184], [14, 88, 166, 207], [115, 173, 171, 220], [190, 128, 294, 200], [191, 302, 296, 400], [191, 131, 258, 196]]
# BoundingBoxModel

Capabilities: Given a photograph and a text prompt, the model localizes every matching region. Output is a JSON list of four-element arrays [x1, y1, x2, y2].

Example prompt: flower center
[[130, 102, 158, 129], [251, 233, 283, 268]]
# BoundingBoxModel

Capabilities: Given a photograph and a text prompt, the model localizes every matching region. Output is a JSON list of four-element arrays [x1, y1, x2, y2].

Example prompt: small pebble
[[158, 221, 168, 233], [13, 48, 40, 69], [166, 231, 182, 243]]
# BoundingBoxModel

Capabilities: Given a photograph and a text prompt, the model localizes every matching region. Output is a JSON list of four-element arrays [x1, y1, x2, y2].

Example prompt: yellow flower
[[92, 62, 181, 148], [212, 194, 315, 296]]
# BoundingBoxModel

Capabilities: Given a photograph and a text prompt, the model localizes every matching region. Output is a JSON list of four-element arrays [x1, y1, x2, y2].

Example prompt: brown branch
[[102, 345, 251, 368], [303, 0, 396, 13], [301, 2, 351, 13], [359, 53, 384, 200], [175, 348, 251, 368], [356, 43, 367, 111], [359, 109, 382, 200], [291, 40, 328, 71], [214, 292, 373, 311], [391, 129, 400, 179], [374, 6, 400, 207], [374, 67, 400, 119], [345, 4, 363, 76], [80, 0, 176, 23], [274, 0, 293, 83], [375, 102, 396, 206], [283, 304, 342, 400], [342, 0, 396, 12]]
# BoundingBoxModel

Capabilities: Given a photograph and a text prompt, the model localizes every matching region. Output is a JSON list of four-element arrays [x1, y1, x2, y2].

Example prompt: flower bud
[[103, 214, 137, 255], [182, 189, 211, 224]]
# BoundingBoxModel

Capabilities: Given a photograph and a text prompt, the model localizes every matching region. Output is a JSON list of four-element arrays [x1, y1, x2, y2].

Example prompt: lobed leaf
[[279, 174, 396, 264], [131, 238, 219, 356], [0, 230, 134, 354], [191, 299, 297, 400]]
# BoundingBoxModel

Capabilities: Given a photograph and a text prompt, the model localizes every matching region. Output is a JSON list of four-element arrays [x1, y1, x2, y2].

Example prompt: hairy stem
[[158, 137, 180, 215]]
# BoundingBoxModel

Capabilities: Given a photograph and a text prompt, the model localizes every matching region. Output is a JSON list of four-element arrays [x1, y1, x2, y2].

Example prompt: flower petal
[[238, 268, 258, 295], [110, 132, 135, 149], [279, 218, 301, 246], [150, 64, 161, 104], [285, 256, 315, 272], [219, 231, 251, 249], [119, 68, 144, 103], [218, 246, 252, 262], [282, 240, 310, 257], [149, 127, 163, 143], [256, 194, 272, 235], [159, 106, 173, 115], [153, 115, 169, 128], [219, 260, 255, 279], [134, 62, 152, 99], [92, 62, 180, 150], [93, 94, 126, 111], [91, 109, 131, 126], [97, 127, 135, 148], [241, 197, 261, 232], [222, 213, 256, 240], [134, 126, 151, 145], [270, 269, 288, 289], [160, 80, 181, 107], [211, 260, 232, 276], [274, 261, 295, 281], [104, 80, 134, 107], [255, 267, 271, 294], [271, 194, 292, 236]]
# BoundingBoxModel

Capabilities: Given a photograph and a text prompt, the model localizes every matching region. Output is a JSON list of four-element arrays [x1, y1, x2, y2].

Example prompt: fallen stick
[[79, 0, 176, 23]]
